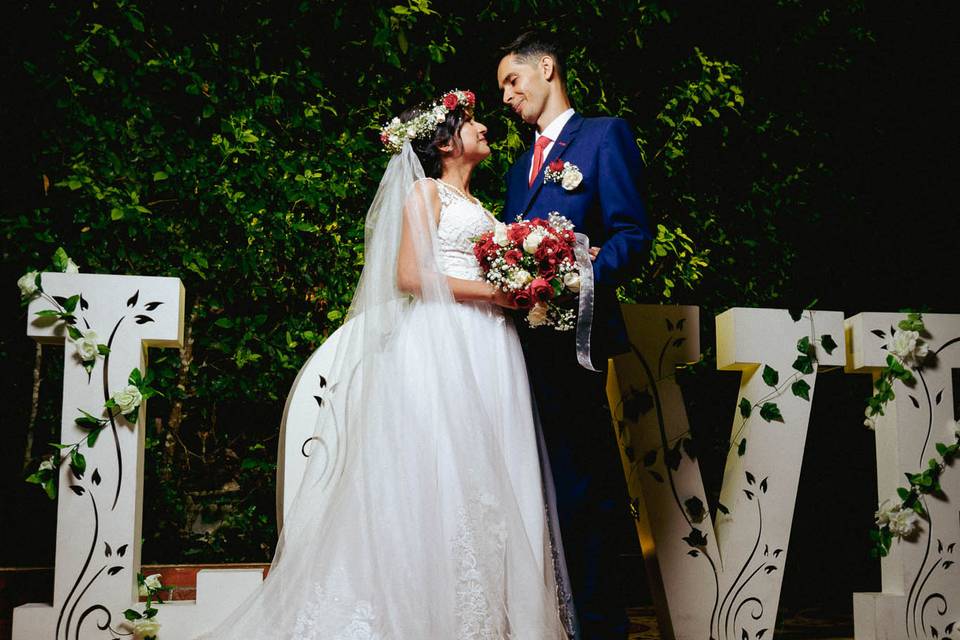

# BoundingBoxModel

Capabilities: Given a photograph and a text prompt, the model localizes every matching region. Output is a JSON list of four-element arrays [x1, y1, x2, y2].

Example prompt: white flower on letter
[[73, 328, 100, 362], [889, 328, 928, 365], [875, 498, 919, 539], [131, 616, 161, 640], [563, 271, 581, 293], [874, 499, 895, 527], [18, 271, 39, 299], [112, 385, 143, 415], [138, 572, 163, 596], [863, 406, 876, 430], [888, 507, 919, 539]]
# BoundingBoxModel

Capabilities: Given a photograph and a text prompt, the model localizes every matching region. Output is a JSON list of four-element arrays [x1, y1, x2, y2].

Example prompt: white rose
[[493, 222, 509, 246], [889, 329, 918, 359], [874, 499, 895, 527], [562, 271, 581, 293], [131, 616, 161, 639], [523, 228, 546, 254], [889, 328, 927, 364], [138, 572, 162, 596], [39, 458, 55, 472], [112, 385, 143, 415], [18, 271, 39, 298], [863, 406, 876, 430], [73, 328, 100, 362], [888, 506, 919, 539], [528, 303, 549, 327], [64, 258, 80, 273], [510, 269, 533, 288], [913, 341, 929, 362], [561, 166, 583, 190]]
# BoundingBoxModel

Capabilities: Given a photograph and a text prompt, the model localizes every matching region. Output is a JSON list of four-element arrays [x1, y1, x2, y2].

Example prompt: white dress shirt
[[530, 108, 576, 181]]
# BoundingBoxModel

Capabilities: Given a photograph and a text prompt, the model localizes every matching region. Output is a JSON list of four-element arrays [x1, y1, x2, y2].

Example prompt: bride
[[197, 89, 573, 639]]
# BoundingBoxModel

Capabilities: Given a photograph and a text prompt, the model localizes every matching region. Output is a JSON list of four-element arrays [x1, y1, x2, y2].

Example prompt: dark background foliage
[[1, 0, 956, 613]]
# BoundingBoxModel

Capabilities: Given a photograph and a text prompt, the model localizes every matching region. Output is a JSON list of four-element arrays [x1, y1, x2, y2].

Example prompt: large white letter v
[[607, 306, 846, 640]]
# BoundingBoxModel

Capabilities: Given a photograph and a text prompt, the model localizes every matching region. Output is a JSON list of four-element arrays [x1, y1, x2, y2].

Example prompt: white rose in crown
[[493, 222, 509, 246], [522, 228, 547, 254], [138, 572, 163, 596], [112, 385, 143, 415], [65, 257, 80, 273], [131, 616, 161, 640], [562, 271, 581, 294], [39, 458, 55, 472], [544, 159, 583, 191], [18, 271, 39, 299], [73, 328, 100, 362], [527, 303, 549, 327]]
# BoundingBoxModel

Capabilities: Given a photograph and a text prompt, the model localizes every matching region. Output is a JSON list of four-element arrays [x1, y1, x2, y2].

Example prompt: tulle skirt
[[197, 299, 567, 639]]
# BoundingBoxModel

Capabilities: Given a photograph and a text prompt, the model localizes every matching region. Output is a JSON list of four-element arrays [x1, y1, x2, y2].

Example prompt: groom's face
[[497, 54, 548, 126]]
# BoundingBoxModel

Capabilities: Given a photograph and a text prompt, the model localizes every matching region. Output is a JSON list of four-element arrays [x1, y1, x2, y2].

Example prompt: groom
[[498, 32, 652, 638]]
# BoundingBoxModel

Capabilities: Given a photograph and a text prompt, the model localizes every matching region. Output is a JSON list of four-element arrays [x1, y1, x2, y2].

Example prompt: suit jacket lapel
[[508, 146, 533, 217], [521, 113, 584, 217]]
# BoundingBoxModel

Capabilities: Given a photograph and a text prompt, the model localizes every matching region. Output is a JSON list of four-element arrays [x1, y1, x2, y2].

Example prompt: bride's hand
[[490, 287, 519, 309]]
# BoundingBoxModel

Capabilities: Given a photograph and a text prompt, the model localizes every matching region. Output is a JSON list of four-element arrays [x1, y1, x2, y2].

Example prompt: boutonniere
[[543, 159, 583, 191]]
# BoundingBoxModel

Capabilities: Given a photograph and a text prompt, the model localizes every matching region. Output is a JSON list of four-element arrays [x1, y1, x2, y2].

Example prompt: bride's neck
[[439, 162, 474, 196]]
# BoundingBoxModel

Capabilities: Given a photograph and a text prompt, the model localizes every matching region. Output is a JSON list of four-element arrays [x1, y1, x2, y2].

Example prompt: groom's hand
[[589, 246, 600, 261]]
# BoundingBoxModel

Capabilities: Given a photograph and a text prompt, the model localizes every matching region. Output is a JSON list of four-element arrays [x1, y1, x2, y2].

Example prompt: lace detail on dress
[[452, 490, 509, 639], [431, 179, 496, 282], [292, 568, 383, 640]]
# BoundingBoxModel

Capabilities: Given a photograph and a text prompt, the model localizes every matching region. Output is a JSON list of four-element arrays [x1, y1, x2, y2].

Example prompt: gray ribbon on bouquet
[[572, 232, 599, 372]]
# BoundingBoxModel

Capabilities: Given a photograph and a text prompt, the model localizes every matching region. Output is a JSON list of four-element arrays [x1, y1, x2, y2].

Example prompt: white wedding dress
[[197, 168, 569, 639]]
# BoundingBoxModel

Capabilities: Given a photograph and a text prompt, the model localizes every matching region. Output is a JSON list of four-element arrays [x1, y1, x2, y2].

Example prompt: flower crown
[[379, 89, 476, 154]]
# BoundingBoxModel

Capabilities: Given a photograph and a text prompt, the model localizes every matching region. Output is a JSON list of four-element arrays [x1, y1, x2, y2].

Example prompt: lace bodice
[[430, 179, 497, 281]]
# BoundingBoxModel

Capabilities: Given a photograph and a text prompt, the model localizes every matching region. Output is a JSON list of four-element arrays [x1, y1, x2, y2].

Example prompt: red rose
[[559, 229, 576, 245], [548, 159, 565, 173], [539, 262, 557, 280], [504, 249, 523, 266], [464, 90, 476, 106], [556, 246, 576, 265], [507, 223, 532, 244], [511, 288, 533, 309], [529, 277, 554, 303], [443, 93, 459, 110], [534, 237, 560, 262]]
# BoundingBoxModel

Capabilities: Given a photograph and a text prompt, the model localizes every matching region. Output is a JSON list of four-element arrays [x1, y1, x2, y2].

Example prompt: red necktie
[[528, 135, 552, 187]]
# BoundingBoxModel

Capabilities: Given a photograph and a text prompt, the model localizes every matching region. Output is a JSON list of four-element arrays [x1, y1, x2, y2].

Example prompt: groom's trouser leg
[[525, 336, 636, 639]]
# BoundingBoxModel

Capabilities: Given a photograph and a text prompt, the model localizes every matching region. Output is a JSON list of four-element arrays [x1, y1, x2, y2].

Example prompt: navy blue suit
[[505, 114, 651, 638]]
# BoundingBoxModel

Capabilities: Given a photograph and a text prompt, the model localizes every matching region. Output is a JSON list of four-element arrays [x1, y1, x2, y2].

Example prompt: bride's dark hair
[[399, 103, 470, 179]]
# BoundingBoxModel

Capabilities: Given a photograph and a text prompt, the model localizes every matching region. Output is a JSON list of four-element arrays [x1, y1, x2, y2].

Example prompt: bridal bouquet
[[473, 212, 582, 330]]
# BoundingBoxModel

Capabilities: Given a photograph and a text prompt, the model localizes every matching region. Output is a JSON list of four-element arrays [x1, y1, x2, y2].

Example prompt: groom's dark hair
[[500, 31, 566, 89]]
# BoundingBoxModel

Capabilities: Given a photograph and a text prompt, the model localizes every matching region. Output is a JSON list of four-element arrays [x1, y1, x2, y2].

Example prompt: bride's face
[[457, 117, 490, 163]]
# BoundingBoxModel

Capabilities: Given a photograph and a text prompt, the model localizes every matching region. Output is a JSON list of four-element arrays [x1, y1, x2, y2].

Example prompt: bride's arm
[[397, 180, 515, 307]]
